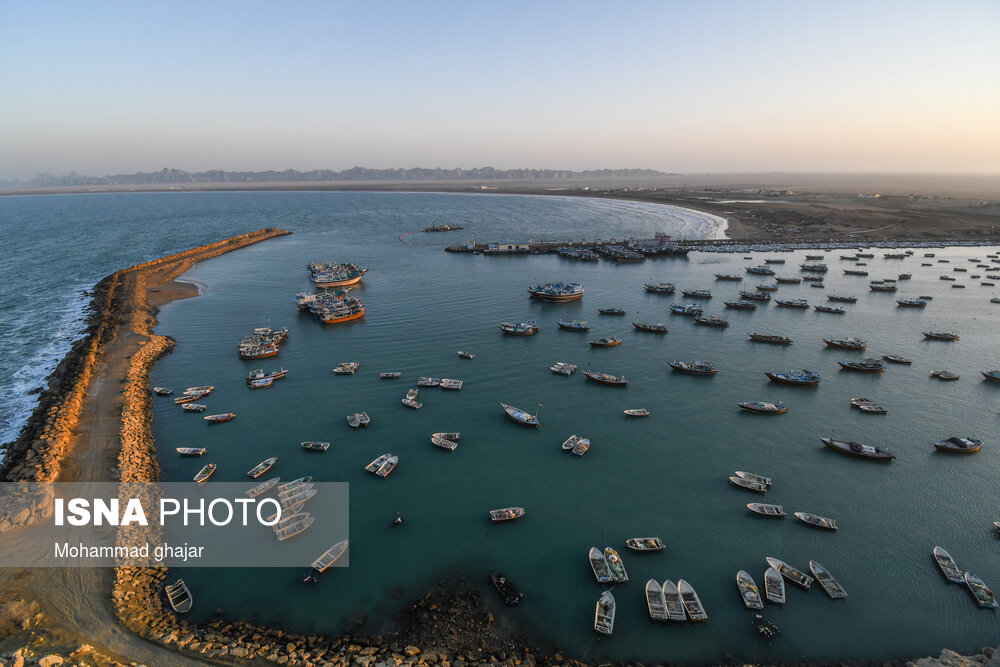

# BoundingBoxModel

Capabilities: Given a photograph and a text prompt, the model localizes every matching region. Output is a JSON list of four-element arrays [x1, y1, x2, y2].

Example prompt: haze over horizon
[[2, 1, 998, 181]]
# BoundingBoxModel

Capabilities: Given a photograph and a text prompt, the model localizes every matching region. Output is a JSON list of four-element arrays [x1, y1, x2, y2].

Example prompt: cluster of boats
[[933, 547, 996, 608], [296, 288, 367, 324], [237, 326, 289, 359], [308, 261, 368, 288]]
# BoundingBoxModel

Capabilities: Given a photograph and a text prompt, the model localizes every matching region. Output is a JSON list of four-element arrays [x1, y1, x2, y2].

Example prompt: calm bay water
[[2, 192, 999, 662]]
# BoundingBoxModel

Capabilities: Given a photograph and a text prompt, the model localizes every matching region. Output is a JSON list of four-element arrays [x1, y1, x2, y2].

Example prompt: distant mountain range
[[9, 167, 670, 188]]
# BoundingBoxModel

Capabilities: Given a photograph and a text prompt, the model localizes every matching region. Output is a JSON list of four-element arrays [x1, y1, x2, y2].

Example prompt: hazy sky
[[2, 1, 998, 179]]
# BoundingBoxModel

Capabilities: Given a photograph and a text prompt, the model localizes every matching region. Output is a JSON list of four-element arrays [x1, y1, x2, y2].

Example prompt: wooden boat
[[775, 298, 809, 308], [274, 513, 314, 541], [584, 370, 628, 386], [964, 572, 997, 609], [598, 307, 627, 315], [589, 337, 622, 347], [662, 580, 686, 621], [682, 289, 712, 299], [776, 276, 802, 284], [364, 453, 392, 473], [855, 252, 874, 258], [870, 282, 898, 292], [380, 371, 402, 378], [594, 591, 616, 635], [765, 370, 820, 385], [737, 570, 764, 609], [181, 403, 207, 412], [346, 412, 371, 428], [626, 537, 664, 552], [755, 283, 778, 292], [153, 386, 173, 396], [736, 471, 772, 486], [501, 402, 540, 426], [249, 377, 274, 389], [764, 258, 786, 264], [882, 354, 912, 364], [300, 441, 330, 451], [550, 362, 577, 375], [814, 305, 845, 314], [939, 275, 956, 281], [746, 266, 776, 275], [747, 503, 785, 517], [490, 507, 525, 522], [528, 281, 584, 302], [764, 567, 785, 604], [332, 361, 360, 375], [176, 447, 206, 456], [765, 557, 814, 589], [749, 332, 792, 345], [795, 511, 837, 530], [174, 392, 208, 404], [375, 455, 398, 477], [492, 572, 523, 606], [737, 401, 786, 414], [677, 580, 707, 621], [714, 273, 743, 281], [724, 300, 757, 310], [933, 546, 964, 583], [245, 476, 280, 498], [809, 560, 847, 600], [164, 579, 193, 613], [857, 402, 887, 414], [457, 351, 475, 359], [923, 331, 959, 341], [669, 360, 717, 375], [624, 408, 650, 417], [693, 315, 729, 327], [897, 298, 928, 307], [645, 580, 669, 621], [193, 463, 216, 483], [499, 321, 539, 335], [930, 370, 960, 381], [561, 434, 590, 456], [432, 432, 461, 441], [311, 539, 349, 572], [669, 303, 703, 315], [739, 290, 771, 301], [604, 547, 628, 582], [838, 358, 886, 372], [277, 476, 313, 493], [827, 294, 858, 303], [805, 254, 825, 260], [247, 456, 278, 478], [981, 370, 1000, 382], [800, 263, 828, 272], [730, 476, 767, 492], [184, 385, 215, 394], [824, 337, 866, 350], [203, 413, 235, 422], [405, 388, 419, 400], [401, 398, 422, 409], [934, 436, 983, 453], [844, 269, 869, 276], [644, 282, 676, 294], [632, 321, 668, 333], [589, 547, 613, 583], [440, 378, 464, 390], [246, 368, 287, 383], [431, 435, 458, 451], [821, 437, 894, 461], [557, 319, 591, 331]]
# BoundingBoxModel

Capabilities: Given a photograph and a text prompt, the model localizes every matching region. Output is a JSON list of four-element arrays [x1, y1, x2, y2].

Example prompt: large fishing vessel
[[309, 262, 369, 288], [528, 281, 584, 302]]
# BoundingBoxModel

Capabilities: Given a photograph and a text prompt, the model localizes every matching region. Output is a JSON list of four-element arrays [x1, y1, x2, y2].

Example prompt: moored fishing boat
[[203, 413, 235, 422], [249, 377, 274, 389], [557, 319, 590, 331], [933, 547, 965, 584], [755, 283, 778, 292], [379, 372, 402, 379], [828, 294, 858, 302], [365, 453, 392, 473], [598, 307, 627, 315], [181, 403, 207, 412], [499, 320, 539, 335], [153, 386, 173, 396], [923, 331, 959, 341], [681, 289, 712, 298], [623, 408, 649, 417], [870, 281, 898, 292], [897, 298, 928, 307], [247, 456, 278, 478], [528, 281, 584, 302], [814, 305, 845, 314], [604, 547, 628, 583], [794, 512, 838, 530], [645, 580, 669, 621], [669, 303, 703, 315], [736, 470, 772, 486], [311, 263, 368, 288], [193, 463, 216, 483], [431, 435, 458, 451], [812, 562, 849, 598], [964, 572, 997, 609], [300, 441, 330, 451], [332, 361, 360, 375], [184, 385, 215, 394], [981, 370, 1000, 382], [245, 476, 280, 498], [346, 412, 371, 428], [765, 557, 814, 589], [662, 580, 686, 621], [274, 513, 314, 541], [457, 351, 475, 359], [550, 362, 577, 375], [246, 368, 287, 383], [318, 300, 366, 324], [501, 402, 540, 426], [432, 432, 461, 441], [857, 401, 887, 414], [800, 263, 828, 272], [765, 370, 820, 385], [589, 336, 622, 347], [739, 290, 771, 301], [561, 434, 591, 456], [776, 276, 802, 284], [930, 370, 960, 381], [584, 370, 628, 386], [693, 315, 729, 327], [164, 580, 193, 613], [714, 273, 743, 281], [737, 401, 786, 414], [764, 258, 786, 264], [643, 282, 676, 294], [440, 378, 463, 390], [748, 503, 785, 517], [677, 580, 707, 621], [632, 321, 668, 333], [730, 476, 767, 492], [882, 354, 912, 364], [491, 572, 523, 606], [749, 332, 792, 345], [176, 447, 206, 456], [775, 298, 809, 308], [589, 546, 613, 583], [669, 360, 717, 375], [375, 455, 398, 477], [490, 507, 525, 522], [746, 265, 775, 275], [934, 436, 983, 453], [311, 539, 349, 572], [820, 437, 895, 460], [401, 398, 422, 409], [594, 591, 616, 635], [724, 300, 757, 310], [626, 537, 664, 552], [174, 392, 208, 404], [764, 567, 785, 604], [417, 377, 441, 387], [737, 570, 764, 609], [838, 358, 886, 372]]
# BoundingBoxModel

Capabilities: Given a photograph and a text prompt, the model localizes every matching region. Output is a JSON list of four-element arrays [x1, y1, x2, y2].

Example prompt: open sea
[[2, 191, 999, 663]]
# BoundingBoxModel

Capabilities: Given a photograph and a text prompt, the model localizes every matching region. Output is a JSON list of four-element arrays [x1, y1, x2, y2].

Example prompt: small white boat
[[245, 476, 280, 498], [747, 503, 785, 517], [175, 447, 206, 456], [764, 567, 785, 604], [965, 572, 998, 609], [662, 580, 686, 621], [417, 376, 441, 387], [489, 507, 525, 522], [432, 432, 460, 441], [203, 413, 235, 422], [560, 434, 590, 456], [153, 386, 173, 396], [346, 412, 371, 428], [625, 537, 664, 552], [332, 362, 360, 375], [247, 457, 278, 478], [604, 547, 628, 582], [431, 435, 458, 451], [810, 561, 848, 599], [402, 398, 422, 409], [737, 570, 764, 609], [440, 378, 464, 390], [645, 580, 669, 621], [164, 579, 192, 613], [766, 557, 814, 589], [933, 546, 964, 584], [273, 512, 314, 541], [277, 476, 313, 493], [457, 351, 475, 359], [594, 591, 616, 635], [677, 580, 707, 621], [589, 547, 613, 583], [365, 453, 392, 473], [311, 539, 349, 572], [300, 441, 330, 451], [735, 471, 772, 486], [624, 408, 650, 417], [380, 371, 402, 379], [794, 511, 838, 530], [730, 476, 767, 492], [550, 362, 578, 375], [249, 377, 274, 389], [184, 385, 215, 394], [375, 455, 398, 477], [181, 403, 207, 412]]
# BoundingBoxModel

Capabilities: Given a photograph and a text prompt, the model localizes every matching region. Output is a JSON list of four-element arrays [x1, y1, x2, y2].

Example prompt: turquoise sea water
[[3, 192, 999, 663]]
